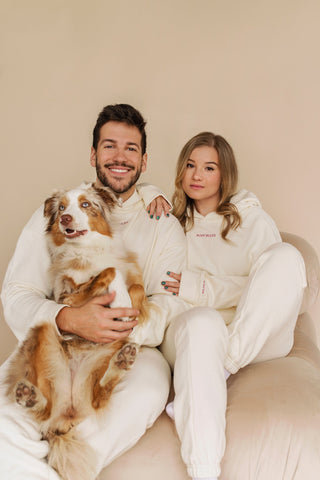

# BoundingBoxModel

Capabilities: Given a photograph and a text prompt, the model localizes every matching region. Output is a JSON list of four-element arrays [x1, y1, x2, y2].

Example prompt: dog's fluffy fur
[[4, 183, 151, 480]]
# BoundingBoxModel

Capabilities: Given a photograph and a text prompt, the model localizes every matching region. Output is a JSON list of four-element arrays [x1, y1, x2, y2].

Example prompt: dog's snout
[[60, 214, 72, 226]]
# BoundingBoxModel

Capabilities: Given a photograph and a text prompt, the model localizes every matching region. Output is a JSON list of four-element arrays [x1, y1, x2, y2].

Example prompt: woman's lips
[[189, 184, 204, 189]]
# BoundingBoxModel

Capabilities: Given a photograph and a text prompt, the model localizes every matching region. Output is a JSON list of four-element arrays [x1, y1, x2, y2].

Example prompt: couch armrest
[[281, 232, 320, 313]]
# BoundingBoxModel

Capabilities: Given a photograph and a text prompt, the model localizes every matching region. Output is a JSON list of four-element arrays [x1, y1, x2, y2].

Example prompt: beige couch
[[98, 233, 320, 480]]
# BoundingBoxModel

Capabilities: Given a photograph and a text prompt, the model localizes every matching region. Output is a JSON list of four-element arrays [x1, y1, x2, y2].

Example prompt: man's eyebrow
[[100, 139, 140, 149]]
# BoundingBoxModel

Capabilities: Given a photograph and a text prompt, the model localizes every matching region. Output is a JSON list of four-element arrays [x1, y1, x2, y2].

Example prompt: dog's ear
[[44, 195, 55, 219], [44, 191, 62, 231], [92, 183, 117, 210]]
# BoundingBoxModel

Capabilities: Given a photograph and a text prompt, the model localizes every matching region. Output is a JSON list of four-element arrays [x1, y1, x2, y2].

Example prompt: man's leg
[[77, 346, 171, 475], [0, 346, 171, 479], [0, 356, 61, 480]]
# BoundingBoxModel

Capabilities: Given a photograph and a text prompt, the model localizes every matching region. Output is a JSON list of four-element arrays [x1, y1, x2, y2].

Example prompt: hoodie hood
[[231, 189, 261, 213], [193, 189, 261, 221]]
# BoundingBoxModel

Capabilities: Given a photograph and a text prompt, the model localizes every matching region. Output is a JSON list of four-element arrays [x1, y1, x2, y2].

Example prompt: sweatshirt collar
[[193, 208, 220, 221], [112, 189, 143, 214]]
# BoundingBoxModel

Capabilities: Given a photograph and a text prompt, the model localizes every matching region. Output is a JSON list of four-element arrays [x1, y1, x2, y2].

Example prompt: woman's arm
[[136, 183, 172, 218], [161, 209, 282, 309], [162, 270, 247, 308]]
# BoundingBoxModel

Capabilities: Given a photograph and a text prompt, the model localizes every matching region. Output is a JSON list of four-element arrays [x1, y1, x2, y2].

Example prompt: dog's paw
[[100, 343, 139, 388], [15, 381, 37, 408], [114, 343, 138, 370]]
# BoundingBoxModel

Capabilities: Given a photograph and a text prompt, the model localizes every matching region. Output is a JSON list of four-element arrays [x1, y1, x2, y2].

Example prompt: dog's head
[[44, 183, 117, 246]]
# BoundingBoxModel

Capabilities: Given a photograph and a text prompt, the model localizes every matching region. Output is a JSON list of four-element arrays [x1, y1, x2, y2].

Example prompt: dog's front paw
[[15, 381, 37, 408]]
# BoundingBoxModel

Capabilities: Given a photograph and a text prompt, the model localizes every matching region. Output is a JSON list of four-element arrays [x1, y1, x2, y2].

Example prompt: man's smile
[[106, 163, 135, 175]]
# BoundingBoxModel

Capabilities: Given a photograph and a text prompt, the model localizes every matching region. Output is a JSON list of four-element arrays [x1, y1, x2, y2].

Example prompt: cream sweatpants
[[160, 242, 307, 479], [0, 346, 170, 479]]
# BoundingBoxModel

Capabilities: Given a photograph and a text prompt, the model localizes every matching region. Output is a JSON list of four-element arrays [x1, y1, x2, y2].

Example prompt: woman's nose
[[192, 168, 202, 180]]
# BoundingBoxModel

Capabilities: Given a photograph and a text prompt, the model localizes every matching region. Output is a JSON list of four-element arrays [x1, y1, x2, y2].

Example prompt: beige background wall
[[1, 0, 319, 363]]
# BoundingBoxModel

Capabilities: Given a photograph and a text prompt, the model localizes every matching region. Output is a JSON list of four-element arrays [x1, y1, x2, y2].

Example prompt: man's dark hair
[[92, 104, 147, 154]]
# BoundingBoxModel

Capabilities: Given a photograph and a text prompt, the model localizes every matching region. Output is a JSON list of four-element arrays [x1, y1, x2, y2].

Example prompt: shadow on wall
[[0, 319, 17, 363]]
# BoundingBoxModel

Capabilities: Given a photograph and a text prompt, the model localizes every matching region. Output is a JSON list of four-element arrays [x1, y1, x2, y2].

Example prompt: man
[[0, 104, 188, 479]]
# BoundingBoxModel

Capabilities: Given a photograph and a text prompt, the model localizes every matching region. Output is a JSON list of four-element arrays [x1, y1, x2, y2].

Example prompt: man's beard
[[96, 161, 143, 194]]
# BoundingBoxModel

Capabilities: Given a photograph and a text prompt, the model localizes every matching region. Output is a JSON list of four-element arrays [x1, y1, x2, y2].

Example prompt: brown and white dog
[[5, 183, 151, 480]]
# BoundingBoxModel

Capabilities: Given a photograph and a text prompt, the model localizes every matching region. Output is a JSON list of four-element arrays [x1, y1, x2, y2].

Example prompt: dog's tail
[[47, 430, 97, 480]]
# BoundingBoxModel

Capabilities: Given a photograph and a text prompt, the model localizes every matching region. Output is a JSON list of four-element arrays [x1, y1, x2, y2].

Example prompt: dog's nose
[[60, 214, 72, 226]]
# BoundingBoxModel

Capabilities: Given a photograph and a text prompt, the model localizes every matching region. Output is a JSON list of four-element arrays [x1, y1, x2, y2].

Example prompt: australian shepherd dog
[[4, 183, 151, 480]]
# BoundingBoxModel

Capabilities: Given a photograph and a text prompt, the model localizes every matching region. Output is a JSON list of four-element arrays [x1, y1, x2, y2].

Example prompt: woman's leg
[[160, 243, 306, 479], [161, 307, 229, 479], [225, 242, 307, 373]]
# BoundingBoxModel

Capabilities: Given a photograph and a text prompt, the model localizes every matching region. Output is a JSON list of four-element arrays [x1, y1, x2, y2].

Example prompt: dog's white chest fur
[[49, 233, 133, 315]]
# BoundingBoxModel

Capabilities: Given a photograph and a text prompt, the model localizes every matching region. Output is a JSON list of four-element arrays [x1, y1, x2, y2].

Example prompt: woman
[[143, 132, 307, 480]]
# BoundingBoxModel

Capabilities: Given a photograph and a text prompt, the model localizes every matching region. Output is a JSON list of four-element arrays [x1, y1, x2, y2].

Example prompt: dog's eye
[[81, 202, 90, 208], [59, 205, 65, 211]]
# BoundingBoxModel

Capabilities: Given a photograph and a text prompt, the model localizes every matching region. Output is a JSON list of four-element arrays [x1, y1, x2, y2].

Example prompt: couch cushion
[[97, 409, 188, 480], [221, 323, 320, 479]]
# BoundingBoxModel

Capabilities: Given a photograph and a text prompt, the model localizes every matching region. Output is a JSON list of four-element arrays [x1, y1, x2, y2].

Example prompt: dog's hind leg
[[91, 341, 139, 410], [15, 379, 48, 413], [5, 324, 58, 421]]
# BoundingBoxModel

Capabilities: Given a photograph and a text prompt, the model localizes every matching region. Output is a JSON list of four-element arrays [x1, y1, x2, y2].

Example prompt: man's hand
[[56, 291, 139, 343]]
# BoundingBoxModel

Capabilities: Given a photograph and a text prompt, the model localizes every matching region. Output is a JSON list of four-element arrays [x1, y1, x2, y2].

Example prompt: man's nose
[[113, 147, 126, 161]]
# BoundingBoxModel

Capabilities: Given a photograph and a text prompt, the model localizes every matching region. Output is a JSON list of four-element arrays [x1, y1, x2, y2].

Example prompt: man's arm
[[129, 214, 190, 347], [56, 292, 139, 343], [1, 207, 139, 343]]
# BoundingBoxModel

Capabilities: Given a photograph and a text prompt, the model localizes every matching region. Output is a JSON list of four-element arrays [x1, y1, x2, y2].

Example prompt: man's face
[[90, 121, 147, 201]]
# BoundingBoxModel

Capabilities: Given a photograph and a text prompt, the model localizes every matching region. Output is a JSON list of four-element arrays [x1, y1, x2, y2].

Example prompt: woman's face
[[181, 145, 221, 214]]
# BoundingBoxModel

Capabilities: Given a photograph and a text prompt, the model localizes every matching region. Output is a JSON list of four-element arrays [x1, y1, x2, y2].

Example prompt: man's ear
[[90, 147, 97, 167], [141, 153, 148, 173]]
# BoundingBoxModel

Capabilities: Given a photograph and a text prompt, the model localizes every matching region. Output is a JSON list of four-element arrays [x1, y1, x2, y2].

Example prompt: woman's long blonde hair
[[172, 132, 241, 240]]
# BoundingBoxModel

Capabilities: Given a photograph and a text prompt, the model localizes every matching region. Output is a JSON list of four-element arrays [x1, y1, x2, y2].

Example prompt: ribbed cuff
[[179, 270, 203, 305], [187, 463, 220, 478], [224, 354, 240, 374]]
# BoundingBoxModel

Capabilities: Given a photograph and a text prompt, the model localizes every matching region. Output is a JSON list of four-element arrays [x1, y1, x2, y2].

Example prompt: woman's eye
[[81, 202, 90, 208], [186, 163, 194, 168], [59, 205, 65, 211]]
